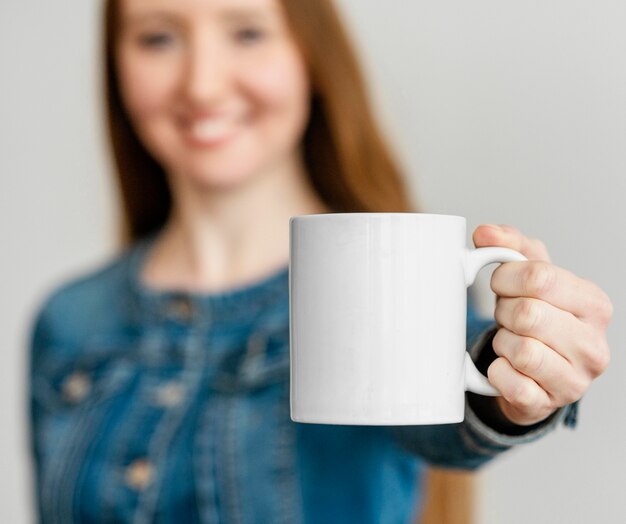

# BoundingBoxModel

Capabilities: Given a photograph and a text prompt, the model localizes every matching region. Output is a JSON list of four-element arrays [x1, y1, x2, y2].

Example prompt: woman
[[29, 0, 612, 522]]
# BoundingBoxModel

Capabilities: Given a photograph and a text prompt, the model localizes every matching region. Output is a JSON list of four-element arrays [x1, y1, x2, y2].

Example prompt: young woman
[[29, 0, 612, 522]]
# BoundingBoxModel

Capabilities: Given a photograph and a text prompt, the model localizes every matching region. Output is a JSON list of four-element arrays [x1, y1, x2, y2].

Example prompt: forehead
[[119, 0, 283, 20]]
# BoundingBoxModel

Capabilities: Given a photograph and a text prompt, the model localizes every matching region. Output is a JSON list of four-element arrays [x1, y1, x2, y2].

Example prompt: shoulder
[[30, 245, 138, 357]]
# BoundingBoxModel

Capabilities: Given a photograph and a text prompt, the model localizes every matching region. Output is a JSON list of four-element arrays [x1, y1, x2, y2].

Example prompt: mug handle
[[462, 247, 528, 396]]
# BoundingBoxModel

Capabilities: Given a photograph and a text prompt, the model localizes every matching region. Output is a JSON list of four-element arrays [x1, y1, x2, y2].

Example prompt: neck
[[142, 154, 330, 293]]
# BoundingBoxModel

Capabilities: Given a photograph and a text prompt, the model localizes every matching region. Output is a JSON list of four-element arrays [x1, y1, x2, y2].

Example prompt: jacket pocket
[[32, 335, 136, 413]]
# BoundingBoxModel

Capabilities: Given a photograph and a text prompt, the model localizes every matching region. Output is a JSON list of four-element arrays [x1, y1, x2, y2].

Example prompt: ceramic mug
[[289, 213, 526, 425]]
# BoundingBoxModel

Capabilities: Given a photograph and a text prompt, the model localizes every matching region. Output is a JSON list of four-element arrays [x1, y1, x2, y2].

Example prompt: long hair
[[102, 1, 473, 523]]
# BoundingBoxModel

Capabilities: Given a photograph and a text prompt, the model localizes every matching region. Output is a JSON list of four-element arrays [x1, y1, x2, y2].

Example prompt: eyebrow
[[123, 6, 279, 27], [122, 11, 184, 30], [220, 7, 279, 23]]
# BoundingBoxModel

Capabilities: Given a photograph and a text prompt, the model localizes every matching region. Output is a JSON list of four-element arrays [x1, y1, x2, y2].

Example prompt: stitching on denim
[[44, 399, 106, 523], [40, 414, 73, 522], [133, 335, 205, 524], [275, 382, 304, 523], [241, 329, 269, 374], [100, 371, 147, 523], [211, 326, 299, 523], [194, 390, 220, 523], [219, 396, 244, 524], [73, 401, 118, 523]]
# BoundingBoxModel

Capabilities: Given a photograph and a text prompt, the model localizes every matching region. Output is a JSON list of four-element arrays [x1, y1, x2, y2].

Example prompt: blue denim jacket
[[29, 236, 577, 523]]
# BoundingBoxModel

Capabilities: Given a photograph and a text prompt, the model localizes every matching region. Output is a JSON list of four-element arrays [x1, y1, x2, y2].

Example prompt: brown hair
[[102, 1, 473, 522]]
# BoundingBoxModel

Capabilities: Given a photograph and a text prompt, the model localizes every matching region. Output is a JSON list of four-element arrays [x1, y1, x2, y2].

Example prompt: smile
[[184, 117, 241, 147]]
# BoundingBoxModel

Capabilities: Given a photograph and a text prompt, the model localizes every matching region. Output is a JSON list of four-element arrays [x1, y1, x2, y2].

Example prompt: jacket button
[[154, 381, 186, 407], [125, 459, 154, 491], [62, 372, 91, 403]]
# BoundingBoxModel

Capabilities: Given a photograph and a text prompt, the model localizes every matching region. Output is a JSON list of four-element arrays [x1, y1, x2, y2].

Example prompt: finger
[[497, 224, 552, 262], [494, 297, 594, 367], [472, 224, 551, 262], [487, 357, 555, 423], [491, 261, 612, 325], [492, 328, 587, 406]]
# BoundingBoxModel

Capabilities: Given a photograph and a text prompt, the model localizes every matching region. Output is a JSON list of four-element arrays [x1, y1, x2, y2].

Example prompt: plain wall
[[2, 0, 624, 522]]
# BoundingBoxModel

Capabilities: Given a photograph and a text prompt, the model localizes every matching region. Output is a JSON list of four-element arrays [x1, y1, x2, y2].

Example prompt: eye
[[138, 32, 175, 49], [235, 27, 266, 45]]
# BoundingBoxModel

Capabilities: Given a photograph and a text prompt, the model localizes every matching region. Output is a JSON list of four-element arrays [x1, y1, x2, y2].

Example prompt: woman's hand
[[472, 224, 613, 426]]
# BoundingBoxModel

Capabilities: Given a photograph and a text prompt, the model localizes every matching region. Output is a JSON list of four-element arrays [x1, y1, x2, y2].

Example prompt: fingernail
[[484, 224, 503, 231]]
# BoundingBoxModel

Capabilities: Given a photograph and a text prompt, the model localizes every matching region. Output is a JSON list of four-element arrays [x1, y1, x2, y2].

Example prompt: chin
[[183, 163, 264, 192]]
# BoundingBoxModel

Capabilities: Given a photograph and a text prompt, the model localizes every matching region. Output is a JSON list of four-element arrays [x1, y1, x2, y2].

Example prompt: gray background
[[1, 0, 624, 521]]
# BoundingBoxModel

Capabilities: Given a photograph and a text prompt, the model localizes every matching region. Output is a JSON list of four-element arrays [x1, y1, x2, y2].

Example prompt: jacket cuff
[[463, 396, 579, 452]]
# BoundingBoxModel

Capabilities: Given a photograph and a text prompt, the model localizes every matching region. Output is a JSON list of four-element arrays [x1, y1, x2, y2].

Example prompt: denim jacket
[[29, 236, 577, 524]]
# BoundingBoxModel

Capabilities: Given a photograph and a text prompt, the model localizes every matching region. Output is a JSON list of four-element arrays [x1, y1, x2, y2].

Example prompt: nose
[[181, 32, 230, 107]]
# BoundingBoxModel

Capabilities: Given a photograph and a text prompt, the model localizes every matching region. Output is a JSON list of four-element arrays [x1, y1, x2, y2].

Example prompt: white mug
[[289, 213, 526, 425]]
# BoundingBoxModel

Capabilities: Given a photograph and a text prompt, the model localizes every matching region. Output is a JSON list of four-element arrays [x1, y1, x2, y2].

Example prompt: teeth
[[190, 119, 236, 141]]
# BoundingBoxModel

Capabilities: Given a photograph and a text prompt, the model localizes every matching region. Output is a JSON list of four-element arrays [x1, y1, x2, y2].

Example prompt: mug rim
[[290, 212, 465, 221]]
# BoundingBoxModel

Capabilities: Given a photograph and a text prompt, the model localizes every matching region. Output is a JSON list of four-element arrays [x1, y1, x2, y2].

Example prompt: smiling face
[[115, 0, 311, 191]]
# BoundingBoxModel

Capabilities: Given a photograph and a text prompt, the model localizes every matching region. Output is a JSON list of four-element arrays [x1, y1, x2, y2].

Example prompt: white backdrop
[[2, 1, 624, 522]]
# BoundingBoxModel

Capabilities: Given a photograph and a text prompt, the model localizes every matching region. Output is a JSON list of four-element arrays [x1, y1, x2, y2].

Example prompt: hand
[[472, 224, 613, 426]]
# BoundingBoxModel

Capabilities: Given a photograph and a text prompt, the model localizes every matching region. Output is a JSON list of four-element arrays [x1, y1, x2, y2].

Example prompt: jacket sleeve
[[28, 296, 54, 522], [387, 297, 578, 470]]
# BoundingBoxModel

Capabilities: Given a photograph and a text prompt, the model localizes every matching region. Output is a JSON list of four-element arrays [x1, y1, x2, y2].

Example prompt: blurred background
[[1, 0, 624, 522]]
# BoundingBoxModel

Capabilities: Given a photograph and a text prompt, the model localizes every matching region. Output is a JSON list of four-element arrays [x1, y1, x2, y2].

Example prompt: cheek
[[246, 51, 310, 124], [117, 51, 177, 121]]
